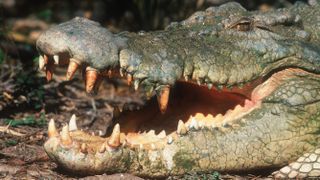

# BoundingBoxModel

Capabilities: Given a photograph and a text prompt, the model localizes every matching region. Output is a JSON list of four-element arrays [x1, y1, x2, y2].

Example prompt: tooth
[[184, 75, 189, 81], [107, 124, 121, 148], [157, 130, 166, 138], [139, 144, 144, 149], [145, 86, 154, 100], [127, 74, 132, 85], [98, 130, 104, 137], [189, 116, 199, 130], [134, 80, 139, 90], [60, 124, 72, 146], [48, 119, 58, 138], [53, 55, 59, 65], [177, 120, 187, 135], [91, 132, 95, 136], [66, 60, 79, 80], [197, 79, 201, 85], [99, 144, 106, 153], [108, 70, 112, 78], [68, 114, 77, 131], [119, 68, 124, 77], [167, 136, 173, 144], [207, 83, 213, 90], [80, 143, 87, 153], [147, 130, 155, 136], [85, 68, 101, 94], [39, 55, 45, 70], [45, 63, 54, 81], [156, 85, 170, 114]]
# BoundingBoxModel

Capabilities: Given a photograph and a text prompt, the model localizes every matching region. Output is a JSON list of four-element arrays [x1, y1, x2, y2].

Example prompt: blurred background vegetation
[[0, 0, 307, 116]]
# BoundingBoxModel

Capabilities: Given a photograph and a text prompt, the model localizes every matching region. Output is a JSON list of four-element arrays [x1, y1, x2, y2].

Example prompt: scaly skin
[[37, 2, 320, 178]]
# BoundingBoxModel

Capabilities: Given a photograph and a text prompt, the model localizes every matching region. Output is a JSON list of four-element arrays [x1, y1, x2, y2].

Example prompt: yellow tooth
[[157, 130, 166, 138], [177, 120, 187, 135], [39, 55, 45, 70], [66, 60, 79, 80], [147, 130, 155, 136], [53, 55, 59, 65], [60, 124, 72, 146], [189, 116, 199, 130], [45, 63, 54, 81], [48, 119, 58, 138], [107, 124, 121, 148], [80, 143, 87, 153], [99, 144, 106, 153], [156, 85, 170, 114], [108, 70, 112, 78], [127, 74, 132, 85], [68, 114, 77, 131], [85, 68, 100, 94]]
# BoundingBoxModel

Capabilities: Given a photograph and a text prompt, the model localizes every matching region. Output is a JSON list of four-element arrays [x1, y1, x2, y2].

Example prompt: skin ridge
[[37, 1, 320, 178]]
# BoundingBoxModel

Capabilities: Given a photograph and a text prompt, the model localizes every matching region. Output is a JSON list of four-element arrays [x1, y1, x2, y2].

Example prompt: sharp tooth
[[80, 143, 87, 153], [48, 119, 58, 138], [107, 124, 121, 148], [207, 83, 213, 90], [167, 136, 173, 144], [119, 68, 124, 77], [197, 79, 201, 85], [39, 55, 45, 70], [157, 130, 166, 138], [108, 70, 112, 78], [45, 63, 54, 81], [156, 85, 170, 114], [189, 116, 199, 130], [184, 75, 189, 81], [85, 68, 101, 94], [147, 130, 155, 136], [60, 124, 72, 146], [177, 120, 187, 135], [134, 80, 139, 90], [127, 74, 132, 85], [68, 114, 77, 131], [98, 130, 104, 137], [66, 60, 79, 80], [99, 144, 106, 153], [53, 55, 59, 65]]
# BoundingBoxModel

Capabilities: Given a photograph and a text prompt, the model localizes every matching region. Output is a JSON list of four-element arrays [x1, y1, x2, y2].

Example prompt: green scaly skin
[[37, 2, 320, 178]]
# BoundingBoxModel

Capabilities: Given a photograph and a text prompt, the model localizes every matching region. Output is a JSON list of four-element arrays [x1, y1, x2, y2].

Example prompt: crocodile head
[[36, 2, 320, 178]]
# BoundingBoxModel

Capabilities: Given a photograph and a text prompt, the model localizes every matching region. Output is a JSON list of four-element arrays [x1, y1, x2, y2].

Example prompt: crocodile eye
[[235, 22, 252, 31], [227, 17, 253, 32]]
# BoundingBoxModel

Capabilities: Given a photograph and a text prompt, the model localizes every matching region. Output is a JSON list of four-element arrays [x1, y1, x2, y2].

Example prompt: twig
[[0, 124, 25, 136]]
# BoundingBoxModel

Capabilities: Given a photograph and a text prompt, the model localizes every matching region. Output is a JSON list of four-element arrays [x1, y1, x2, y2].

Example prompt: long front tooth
[[68, 114, 77, 131], [39, 55, 45, 70], [189, 117, 199, 130], [85, 68, 100, 94], [66, 60, 79, 80], [177, 120, 187, 135], [48, 119, 58, 138], [60, 124, 72, 146], [107, 124, 121, 148], [53, 55, 59, 65], [46, 64, 54, 81], [156, 85, 170, 114], [127, 74, 132, 85]]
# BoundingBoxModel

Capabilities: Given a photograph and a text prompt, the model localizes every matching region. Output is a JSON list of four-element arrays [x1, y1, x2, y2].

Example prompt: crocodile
[[35, 1, 320, 178]]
